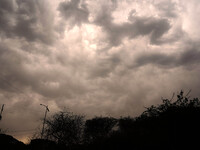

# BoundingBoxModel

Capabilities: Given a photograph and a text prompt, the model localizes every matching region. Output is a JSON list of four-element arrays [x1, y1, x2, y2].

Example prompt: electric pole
[[0, 104, 5, 121], [40, 104, 49, 139]]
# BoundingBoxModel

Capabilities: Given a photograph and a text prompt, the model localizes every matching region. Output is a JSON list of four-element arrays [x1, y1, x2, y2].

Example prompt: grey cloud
[[156, 1, 178, 18], [128, 16, 171, 45], [0, 42, 85, 99], [134, 47, 200, 69], [0, 0, 15, 11], [58, 0, 89, 27], [135, 52, 176, 68], [0, 0, 55, 44], [178, 48, 200, 66], [0, 0, 16, 37], [0, 44, 36, 94], [88, 52, 123, 78], [94, 7, 171, 46]]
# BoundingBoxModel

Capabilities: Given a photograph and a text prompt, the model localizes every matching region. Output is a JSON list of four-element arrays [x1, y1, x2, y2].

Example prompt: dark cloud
[[0, 42, 91, 102], [0, 0, 16, 37], [58, 0, 89, 27], [94, 7, 171, 46], [134, 46, 200, 69], [0, 0, 55, 44], [0, 44, 26, 91], [178, 48, 200, 66], [135, 52, 176, 68], [0, 0, 15, 11], [128, 15, 171, 45]]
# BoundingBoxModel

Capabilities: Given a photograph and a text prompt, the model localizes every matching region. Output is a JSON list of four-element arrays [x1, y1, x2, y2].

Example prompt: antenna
[[0, 104, 5, 121], [40, 104, 49, 139]]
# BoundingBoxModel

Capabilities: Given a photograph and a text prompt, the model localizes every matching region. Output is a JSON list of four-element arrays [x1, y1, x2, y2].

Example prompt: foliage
[[84, 90, 200, 150], [140, 90, 200, 118], [29, 90, 200, 150], [43, 111, 85, 147], [84, 116, 117, 143]]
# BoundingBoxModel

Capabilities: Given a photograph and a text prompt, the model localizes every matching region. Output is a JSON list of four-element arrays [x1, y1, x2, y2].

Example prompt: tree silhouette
[[93, 91, 200, 150], [140, 90, 200, 119], [118, 117, 135, 133], [25, 90, 200, 150], [84, 117, 117, 143], [129, 90, 200, 149], [42, 111, 85, 147]]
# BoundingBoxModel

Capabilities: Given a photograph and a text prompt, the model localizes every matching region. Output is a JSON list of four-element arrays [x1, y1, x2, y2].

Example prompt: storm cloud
[[58, 0, 89, 27], [0, 0, 200, 143], [0, 0, 55, 44], [134, 44, 200, 69], [94, 7, 171, 46]]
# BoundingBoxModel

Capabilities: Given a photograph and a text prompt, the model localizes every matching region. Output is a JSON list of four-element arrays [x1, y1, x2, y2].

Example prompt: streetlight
[[0, 104, 5, 121], [40, 104, 49, 139]]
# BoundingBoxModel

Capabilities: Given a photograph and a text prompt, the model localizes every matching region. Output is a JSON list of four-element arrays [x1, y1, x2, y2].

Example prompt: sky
[[1, 0, 200, 142]]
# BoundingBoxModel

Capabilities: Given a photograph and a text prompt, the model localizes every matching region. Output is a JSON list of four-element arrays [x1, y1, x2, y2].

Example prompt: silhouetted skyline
[[1, 92, 200, 150]]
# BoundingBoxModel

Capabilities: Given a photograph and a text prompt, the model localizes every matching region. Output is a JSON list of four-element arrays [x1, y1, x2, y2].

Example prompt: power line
[[7, 129, 36, 133], [0, 76, 26, 94], [10, 131, 36, 136], [0, 76, 44, 137], [0, 76, 51, 138], [5, 129, 36, 137], [0, 75, 35, 101]]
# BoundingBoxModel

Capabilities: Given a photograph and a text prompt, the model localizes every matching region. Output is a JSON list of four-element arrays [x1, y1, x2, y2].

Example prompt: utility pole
[[0, 104, 5, 121], [40, 104, 49, 139]]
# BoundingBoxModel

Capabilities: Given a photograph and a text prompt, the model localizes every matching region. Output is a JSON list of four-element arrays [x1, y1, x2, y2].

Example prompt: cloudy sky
[[1, 0, 200, 142]]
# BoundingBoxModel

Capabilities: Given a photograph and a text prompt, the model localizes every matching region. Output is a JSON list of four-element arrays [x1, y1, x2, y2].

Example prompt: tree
[[84, 117, 117, 143], [118, 117, 135, 133], [140, 90, 200, 119], [132, 90, 200, 149], [43, 111, 85, 147]]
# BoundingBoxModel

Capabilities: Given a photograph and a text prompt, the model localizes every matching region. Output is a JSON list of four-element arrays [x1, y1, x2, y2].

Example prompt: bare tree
[[43, 111, 85, 147]]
